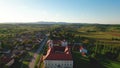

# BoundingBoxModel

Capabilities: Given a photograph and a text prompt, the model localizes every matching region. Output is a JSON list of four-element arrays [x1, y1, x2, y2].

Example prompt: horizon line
[[0, 21, 120, 25]]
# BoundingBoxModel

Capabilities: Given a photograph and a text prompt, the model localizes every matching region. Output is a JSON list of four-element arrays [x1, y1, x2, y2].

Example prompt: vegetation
[[0, 23, 120, 68], [0, 24, 52, 68], [50, 24, 120, 68]]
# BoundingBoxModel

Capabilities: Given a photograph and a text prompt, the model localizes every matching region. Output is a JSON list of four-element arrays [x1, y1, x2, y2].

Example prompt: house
[[79, 46, 87, 56], [47, 40, 53, 48], [44, 46, 73, 68], [0, 54, 14, 66], [61, 40, 68, 47], [16, 38, 23, 42], [0, 49, 11, 54], [6, 59, 14, 66], [11, 49, 25, 58], [25, 44, 33, 50]]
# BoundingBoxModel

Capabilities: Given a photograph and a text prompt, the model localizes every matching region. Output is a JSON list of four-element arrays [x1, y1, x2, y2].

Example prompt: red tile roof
[[46, 53, 72, 60], [53, 40, 61, 44], [45, 46, 73, 60], [53, 46, 65, 52], [0, 56, 12, 63]]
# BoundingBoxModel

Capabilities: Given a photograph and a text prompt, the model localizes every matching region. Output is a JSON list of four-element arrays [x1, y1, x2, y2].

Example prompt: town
[[0, 23, 120, 68]]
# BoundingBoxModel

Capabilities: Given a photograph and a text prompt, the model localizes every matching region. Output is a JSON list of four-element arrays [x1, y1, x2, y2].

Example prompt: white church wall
[[44, 60, 73, 68]]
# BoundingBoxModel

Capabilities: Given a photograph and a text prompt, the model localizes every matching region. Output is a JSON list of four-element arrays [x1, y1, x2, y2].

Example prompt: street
[[29, 36, 48, 68]]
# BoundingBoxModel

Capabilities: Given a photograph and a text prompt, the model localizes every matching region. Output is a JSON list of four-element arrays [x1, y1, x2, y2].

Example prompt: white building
[[61, 40, 68, 47], [44, 46, 73, 68], [44, 60, 73, 68], [47, 40, 53, 48]]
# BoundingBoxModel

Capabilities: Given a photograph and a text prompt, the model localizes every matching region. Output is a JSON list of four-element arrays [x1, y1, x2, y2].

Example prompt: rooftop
[[45, 53, 72, 60], [45, 46, 72, 60], [0, 55, 13, 64]]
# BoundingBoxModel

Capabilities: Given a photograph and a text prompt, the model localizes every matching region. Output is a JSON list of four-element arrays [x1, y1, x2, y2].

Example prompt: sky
[[0, 0, 120, 24]]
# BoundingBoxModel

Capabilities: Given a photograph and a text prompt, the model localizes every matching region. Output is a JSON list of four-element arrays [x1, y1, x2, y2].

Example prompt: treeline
[[88, 41, 120, 61]]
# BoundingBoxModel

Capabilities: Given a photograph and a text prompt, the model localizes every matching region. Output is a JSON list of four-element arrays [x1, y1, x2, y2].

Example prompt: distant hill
[[35, 21, 68, 24], [1, 21, 68, 24]]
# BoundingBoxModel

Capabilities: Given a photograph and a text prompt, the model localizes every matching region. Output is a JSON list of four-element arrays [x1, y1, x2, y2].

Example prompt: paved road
[[29, 36, 48, 68]]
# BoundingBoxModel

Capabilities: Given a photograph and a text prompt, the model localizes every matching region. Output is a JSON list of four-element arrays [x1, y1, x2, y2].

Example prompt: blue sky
[[0, 0, 120, 24]]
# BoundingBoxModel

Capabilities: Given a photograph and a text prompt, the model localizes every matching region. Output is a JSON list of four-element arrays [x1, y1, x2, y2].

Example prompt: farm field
[[50, 24, 120, 68]]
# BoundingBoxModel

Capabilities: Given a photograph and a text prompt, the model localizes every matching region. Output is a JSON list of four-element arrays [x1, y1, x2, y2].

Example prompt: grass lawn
[[72, 51, 120, 68], [21, 52, 33, 68], [102, 60, 120, 68], [72, 51, 90, 68], [34, 53, 42, 68], [21, 61, 29, 68], [39, 61, 44, 68], [109, 61, 120, 68]]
